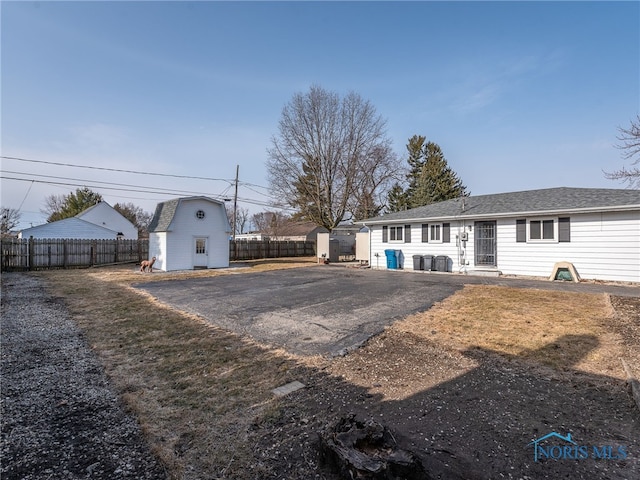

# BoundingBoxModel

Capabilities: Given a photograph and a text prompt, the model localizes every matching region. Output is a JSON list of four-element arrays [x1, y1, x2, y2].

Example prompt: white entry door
[[194, 237, 208, 268]]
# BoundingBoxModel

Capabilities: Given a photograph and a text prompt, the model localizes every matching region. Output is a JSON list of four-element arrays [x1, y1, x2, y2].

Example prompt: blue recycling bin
[[384, 249, 398, 269]]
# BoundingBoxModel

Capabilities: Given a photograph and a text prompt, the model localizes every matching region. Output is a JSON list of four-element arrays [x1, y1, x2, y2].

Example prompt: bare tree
[[605, 115, 640, 188], [251, 211, 289, 238], [113, 202, 153, 238], [267, 85, 400, 230], [225, 205, 250, 235], [1, 207, 21, 236]]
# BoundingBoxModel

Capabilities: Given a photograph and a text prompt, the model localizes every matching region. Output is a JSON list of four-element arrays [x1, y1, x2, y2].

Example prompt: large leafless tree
[[1, 207, 21, 236], [267, 86, 400, 231], [605, 115, 640, 188]]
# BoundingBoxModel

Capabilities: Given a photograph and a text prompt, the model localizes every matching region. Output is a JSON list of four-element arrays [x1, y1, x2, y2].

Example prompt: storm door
[[474, 221, 497, 267]]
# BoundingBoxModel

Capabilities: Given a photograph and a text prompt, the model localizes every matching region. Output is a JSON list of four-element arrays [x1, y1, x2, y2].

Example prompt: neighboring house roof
[[359, 187, 640, 224], [19, 217, 121, 239], [277, 221, 328, 237], [148, 196, 226, 232], [332, 224, 364, 235], [75, 201, 137, 237]]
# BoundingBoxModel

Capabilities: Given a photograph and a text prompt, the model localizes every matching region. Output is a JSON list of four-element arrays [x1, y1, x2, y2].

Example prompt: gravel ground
[[1, 273, 166, 480]]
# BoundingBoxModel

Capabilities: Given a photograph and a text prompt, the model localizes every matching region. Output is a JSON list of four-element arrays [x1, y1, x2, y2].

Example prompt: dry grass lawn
[[394, 284, 629, 379], [36, 261, 638, 479]]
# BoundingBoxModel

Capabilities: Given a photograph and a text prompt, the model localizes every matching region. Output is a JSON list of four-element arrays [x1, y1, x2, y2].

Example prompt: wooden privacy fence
[[1, 237, 314, 271], [1, 238, 149, 271], [230, 239, 316, 260]]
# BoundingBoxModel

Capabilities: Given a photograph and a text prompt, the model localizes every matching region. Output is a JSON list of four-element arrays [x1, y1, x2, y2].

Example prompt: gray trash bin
[[412, 255, 423, 271], [434, 255, 449, 272], [423, 255, 434, 271]]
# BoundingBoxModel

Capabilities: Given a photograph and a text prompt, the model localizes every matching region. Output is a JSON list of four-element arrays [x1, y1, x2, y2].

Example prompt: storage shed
[[18, 201, 138, 240], [147, 196, 231, 271]]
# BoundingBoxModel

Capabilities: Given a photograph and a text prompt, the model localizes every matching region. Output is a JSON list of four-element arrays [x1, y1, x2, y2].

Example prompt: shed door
[[474, 221, 497, 267], [194, 237, 208, 268]]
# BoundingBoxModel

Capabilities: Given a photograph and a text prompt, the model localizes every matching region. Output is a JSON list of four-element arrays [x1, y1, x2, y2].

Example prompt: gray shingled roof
[[148, 197, 225, 232], [148, 199, 180, 232], [359, 187, 640, 224]]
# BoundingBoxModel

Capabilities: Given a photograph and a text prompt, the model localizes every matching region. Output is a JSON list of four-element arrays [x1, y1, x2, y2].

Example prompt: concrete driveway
[[136, 267, 463, 356], [135, 266, 639, 357]]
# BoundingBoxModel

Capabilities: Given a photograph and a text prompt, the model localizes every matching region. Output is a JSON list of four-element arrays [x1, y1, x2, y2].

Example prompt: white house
[[19, 201, 138, 239], [147, 196, 231, 271], [357, 187, 640, 283]]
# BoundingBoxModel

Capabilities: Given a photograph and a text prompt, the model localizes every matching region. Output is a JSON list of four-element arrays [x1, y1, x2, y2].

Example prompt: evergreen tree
[[387, 135, 467, 211], [45, 187, 103, 222], [386, 182, 408, 213]]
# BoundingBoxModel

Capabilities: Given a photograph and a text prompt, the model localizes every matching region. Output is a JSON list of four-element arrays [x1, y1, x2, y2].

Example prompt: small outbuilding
[[147, 196, 231, 271], [18, 201, 138, 240]]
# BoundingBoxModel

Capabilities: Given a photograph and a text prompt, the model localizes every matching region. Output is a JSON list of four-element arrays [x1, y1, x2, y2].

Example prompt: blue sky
[[2, 1, 638, 230]]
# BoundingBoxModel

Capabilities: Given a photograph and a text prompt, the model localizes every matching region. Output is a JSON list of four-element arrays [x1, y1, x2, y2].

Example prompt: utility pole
[[232, 165, 239, 241]]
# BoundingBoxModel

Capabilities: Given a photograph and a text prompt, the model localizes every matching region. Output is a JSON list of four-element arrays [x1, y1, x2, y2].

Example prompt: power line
[[1, 155, 236, 184], [2, 176, 286, 210], [3, 170, 220, 197], [2, 154, 276, 196], [1, 154, 291, 211]]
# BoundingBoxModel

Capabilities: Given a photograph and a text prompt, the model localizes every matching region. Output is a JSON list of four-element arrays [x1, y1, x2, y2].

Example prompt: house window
[[530, 219, 554, 240], [430, 224, 441, 242], [195, 210, 206, 220], [421, 223, 451, 243], [389, 226, 403, 242], [522, 217, 570, 242]]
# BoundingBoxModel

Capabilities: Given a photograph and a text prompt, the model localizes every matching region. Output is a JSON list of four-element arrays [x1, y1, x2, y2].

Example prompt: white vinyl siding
[[370, 221, 464, 270], [367, 210, 639, 282], [497, 211, 640, 282]]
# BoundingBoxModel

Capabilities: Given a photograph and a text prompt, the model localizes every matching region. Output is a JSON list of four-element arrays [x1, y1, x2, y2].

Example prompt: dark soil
[[247, 295, 640, 479]]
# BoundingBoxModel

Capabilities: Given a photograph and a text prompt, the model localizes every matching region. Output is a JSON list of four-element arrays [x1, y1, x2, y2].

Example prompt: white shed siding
[[148, 232, 167, 271], [496, 211, 640, 282]]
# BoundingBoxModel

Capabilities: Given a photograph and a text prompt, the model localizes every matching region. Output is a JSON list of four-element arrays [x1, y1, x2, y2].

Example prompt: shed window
[[195, 210, 206, 220], [195, 238, 206, 254]]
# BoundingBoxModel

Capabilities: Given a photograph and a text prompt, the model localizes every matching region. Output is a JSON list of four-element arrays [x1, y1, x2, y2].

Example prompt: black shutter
[[516, 219, 526, 242], [443, 223, 450, 243], [422, 224, 428, 242], [559, 217, 570, 242], [404, 225, 411, 243], [382, 226, 388, 243]]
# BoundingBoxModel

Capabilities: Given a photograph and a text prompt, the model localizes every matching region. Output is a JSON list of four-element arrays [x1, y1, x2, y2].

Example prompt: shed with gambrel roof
[[148, 196, 231, 271]]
